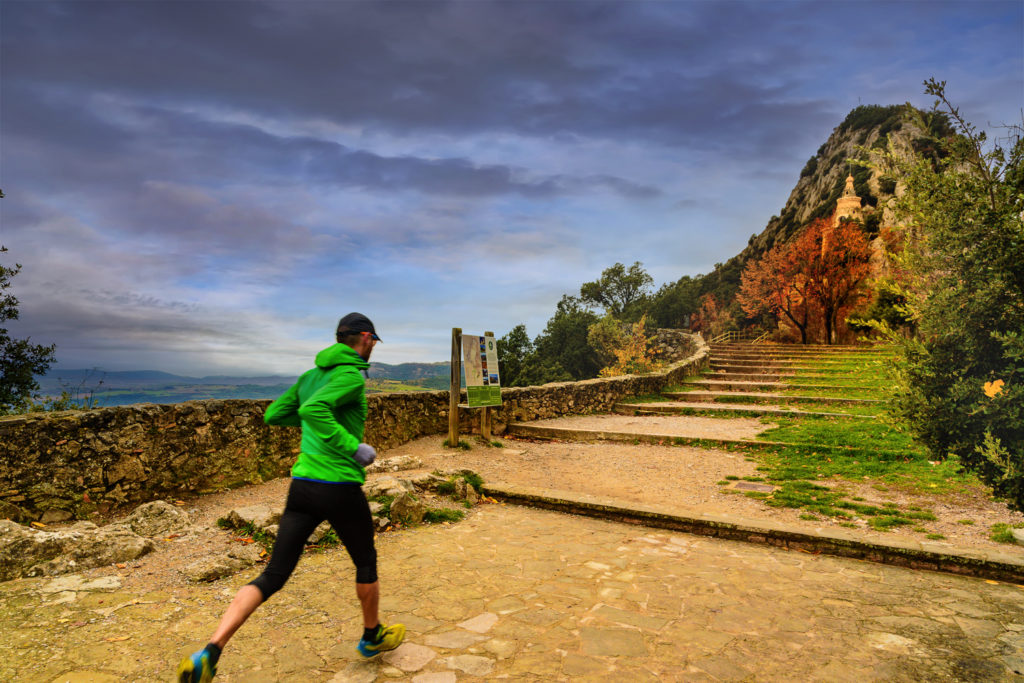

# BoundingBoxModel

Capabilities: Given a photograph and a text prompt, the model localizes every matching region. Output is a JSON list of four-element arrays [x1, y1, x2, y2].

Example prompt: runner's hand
[[353, 443, 377, 466]]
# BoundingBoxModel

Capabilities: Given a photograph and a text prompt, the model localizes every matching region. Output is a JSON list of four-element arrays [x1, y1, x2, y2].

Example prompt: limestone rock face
[[0, 519, 155, 581], [123, 500, 193, 538], [389, 492, 425, 526]]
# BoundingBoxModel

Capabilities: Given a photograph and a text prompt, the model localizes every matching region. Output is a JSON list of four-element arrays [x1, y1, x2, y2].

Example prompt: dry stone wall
[[0, 333, 706, 522]]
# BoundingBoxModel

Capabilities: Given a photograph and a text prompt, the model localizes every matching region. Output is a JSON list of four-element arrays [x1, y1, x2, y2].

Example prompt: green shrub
[[877, 81, 1024, 512]]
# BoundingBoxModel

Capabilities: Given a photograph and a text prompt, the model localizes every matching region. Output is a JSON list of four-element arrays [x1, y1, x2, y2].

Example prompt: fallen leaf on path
[[30, 521, 46, 529], [104, 636, 130, 642]]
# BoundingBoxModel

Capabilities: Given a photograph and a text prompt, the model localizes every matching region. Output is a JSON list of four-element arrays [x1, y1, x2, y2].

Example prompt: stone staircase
[[613, 342, 886, 420]]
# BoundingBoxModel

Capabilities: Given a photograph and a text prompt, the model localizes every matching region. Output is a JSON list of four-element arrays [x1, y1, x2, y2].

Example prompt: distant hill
[[38, 361, 452, 407]]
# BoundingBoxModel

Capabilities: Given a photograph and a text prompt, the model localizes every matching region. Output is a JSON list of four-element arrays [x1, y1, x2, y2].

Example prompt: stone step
[[710, 352, 889, 362], [711, 343, 888, 353], [685, 379, 878, 392], [481, 482, 1024, 584], [705, 371, 816, 382], [709, 355, 878, 365], [661, 391, 884, 405], [505, 422, 791, 449], [710, 362, 854, 374], [614, 401, 874, 419]]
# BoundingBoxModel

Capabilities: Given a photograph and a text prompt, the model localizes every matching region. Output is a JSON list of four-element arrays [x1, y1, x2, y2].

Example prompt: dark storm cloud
[[2, 85, 660, 203], [2, 0, 839, 154]]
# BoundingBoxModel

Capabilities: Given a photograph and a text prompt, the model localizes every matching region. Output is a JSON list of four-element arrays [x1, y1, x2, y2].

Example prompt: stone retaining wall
[[0, 333, 707, 522]]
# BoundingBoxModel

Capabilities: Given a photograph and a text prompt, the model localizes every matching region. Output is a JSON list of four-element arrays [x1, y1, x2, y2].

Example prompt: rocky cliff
[[693, 103, 952, 307]]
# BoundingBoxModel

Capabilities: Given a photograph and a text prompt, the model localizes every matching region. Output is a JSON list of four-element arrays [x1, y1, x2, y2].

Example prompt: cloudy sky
[[2, 1, 1021, 376]]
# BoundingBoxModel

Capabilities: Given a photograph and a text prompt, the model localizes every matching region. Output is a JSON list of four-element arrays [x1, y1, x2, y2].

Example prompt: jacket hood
[[315, 343, 371, 370]]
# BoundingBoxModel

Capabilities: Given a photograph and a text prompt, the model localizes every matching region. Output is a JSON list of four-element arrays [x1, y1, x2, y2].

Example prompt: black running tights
[[249, 478, 377, 601]]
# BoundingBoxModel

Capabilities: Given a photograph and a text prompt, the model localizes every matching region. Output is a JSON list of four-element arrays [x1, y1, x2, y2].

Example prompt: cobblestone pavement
[[3, 504, 1023, 682]]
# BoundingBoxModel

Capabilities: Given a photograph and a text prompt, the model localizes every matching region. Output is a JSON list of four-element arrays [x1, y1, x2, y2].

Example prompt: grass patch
[[990, 523, 1024, 544], [423, 508, 465, 524], [368, 493, 395, 513], [926, 533, 946, 540], [957, 519, 975, 525], [442, 438, 472, 450], [462, 471, 484, 493], [753, 415, 977, 497], [868, 515, 913, 531]]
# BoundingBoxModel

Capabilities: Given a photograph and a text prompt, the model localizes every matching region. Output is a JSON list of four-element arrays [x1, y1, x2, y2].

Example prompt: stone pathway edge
[[481, 482, 1024, 585]]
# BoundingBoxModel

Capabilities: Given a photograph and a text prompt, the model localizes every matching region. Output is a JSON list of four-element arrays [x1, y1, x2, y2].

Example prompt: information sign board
[[462, 333, 501, 407]]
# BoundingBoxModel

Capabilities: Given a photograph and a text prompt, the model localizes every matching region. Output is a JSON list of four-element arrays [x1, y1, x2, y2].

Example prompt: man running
[[178, 313, 404, 682]]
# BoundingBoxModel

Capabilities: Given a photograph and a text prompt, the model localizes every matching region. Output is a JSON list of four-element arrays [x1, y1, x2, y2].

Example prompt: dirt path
[[390, 432, 1024, 554]]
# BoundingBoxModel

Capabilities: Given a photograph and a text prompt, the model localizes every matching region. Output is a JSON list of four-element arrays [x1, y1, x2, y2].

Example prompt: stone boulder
[[123, 500, 193, 538], [454, 480, 479, 505], [407, 472, 448, 492], [182, 543, 262, 582], [366, 455, 423, 474], [225, 505, 281, 531], [0, 519, 155, 581], [364, 476, 412, 499], [308, 521, 334, 544], [389, 492, 425, 526]]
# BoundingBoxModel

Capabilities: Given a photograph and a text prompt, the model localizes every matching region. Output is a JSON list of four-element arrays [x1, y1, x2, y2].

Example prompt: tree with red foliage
[[738, 215, 873, 344], [690, 293, 734, 339], [806, 217, 874, 344], [736, 234, 814, 344]]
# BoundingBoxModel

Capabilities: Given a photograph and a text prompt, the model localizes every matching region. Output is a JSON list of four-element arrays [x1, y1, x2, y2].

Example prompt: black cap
[[336, 312, 381, 341]]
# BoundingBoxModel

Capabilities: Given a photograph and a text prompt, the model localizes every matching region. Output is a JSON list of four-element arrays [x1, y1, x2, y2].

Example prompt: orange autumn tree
[[690, 293, 734, 338], [738, 215, 873, 344], [736, 232, 815, 344], [807, 217, 874, 344]]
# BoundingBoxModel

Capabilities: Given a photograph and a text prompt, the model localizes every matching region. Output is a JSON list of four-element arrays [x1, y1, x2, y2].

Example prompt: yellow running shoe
[[357, 623, 406, 657], [177, 647, 217, 682]]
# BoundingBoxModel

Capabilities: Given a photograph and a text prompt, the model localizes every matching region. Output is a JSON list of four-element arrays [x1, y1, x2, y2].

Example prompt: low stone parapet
[[0, 333, 707, 521]]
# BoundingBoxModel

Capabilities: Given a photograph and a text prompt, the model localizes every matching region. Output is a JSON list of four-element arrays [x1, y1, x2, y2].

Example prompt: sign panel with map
[[462, 333, 501, 407]]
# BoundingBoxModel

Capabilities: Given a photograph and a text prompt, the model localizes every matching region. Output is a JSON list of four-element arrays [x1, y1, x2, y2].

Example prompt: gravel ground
[[52, 424, 1024, 594], [390, 433, 1024, 554]]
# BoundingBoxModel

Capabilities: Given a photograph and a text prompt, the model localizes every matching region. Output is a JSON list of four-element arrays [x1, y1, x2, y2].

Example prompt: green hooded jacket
[[264, 343, 370, 484]]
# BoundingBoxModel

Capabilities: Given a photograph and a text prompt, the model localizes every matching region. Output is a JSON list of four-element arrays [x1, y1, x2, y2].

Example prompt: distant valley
[[40, 362, 451, 407]]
